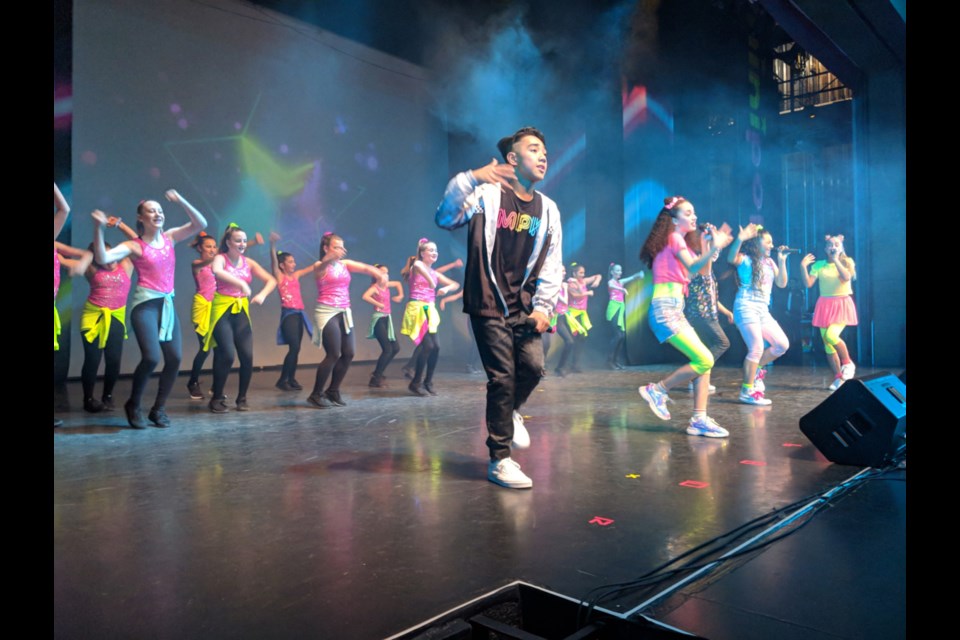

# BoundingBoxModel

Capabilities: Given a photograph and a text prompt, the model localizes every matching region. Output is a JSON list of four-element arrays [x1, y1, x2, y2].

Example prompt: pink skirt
[[813, 295, 858, 328]]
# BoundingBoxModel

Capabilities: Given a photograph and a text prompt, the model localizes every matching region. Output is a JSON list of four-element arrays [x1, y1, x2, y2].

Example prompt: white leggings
[[735, 300, 789, 364]]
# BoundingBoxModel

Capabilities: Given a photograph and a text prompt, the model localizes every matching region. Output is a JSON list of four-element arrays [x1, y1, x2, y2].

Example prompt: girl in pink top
[[269, 231, 316, 392], [307, 232, 385, 408], [605, 263, 644, 369], [91, 189, 208, 429], [208, 225, 276, 413], [399, 238, 459, 396], [564, 263, 602, 373], [185, 232, 219, 400], [361, 265, 405, 388], [80, 232, 134, 414]]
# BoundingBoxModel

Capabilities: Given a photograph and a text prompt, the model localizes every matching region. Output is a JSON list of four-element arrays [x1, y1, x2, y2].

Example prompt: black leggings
[[412, 333, 439, 384], [280, 312, 304, 382], [372, 316, 400, 377], [129, 298, 182, 409], [312, 314, 355, 394], [555, 319, 576, 370], [81, 320, 125, 401], [189, 332, 210, 384], [608, 321, 626, 363], [211, 311, 254, 400]]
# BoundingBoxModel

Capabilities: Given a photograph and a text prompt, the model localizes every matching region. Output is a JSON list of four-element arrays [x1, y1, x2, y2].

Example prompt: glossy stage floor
[[53, 362, 906, 639]]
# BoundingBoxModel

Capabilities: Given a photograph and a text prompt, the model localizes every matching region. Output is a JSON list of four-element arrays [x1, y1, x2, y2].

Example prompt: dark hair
[[741, 230, 772, 289], [190, 231, 216, 251], [219, 224, 245, 253], [319, 232, 343, 260], [497, 126, 546, 161], [87, 241, 113, 267], [370, 263, 387, 284], [638, 196, 689, 268], [277, 251, 294, 265]]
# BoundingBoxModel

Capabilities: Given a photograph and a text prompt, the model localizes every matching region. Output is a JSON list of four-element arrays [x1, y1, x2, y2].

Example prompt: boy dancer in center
[[436, 126, 563, 489]]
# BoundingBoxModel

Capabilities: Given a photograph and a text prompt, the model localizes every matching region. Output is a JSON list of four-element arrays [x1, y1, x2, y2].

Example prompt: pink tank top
[[88, 266, 132, 309], [609, 285, 625, 303], [216, 254, 252, 298], [652, 232, 690, 288], [316, 260, 351, 308], [278, 274, 304, 310], [131, 235, 176, 293], [54, 246, 61, 298], [194, 263, 216, 302], [409, 268, 437, 303], [569, 279, 588, 311], [372, 286, 391, 315], [555, 285, 569, 315]]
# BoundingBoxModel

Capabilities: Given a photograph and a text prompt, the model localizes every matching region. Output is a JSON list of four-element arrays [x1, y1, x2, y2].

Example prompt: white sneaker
[[840, 363, 856, 380], [739, 388, 772, 406], [687, 382, 717, 394], [488, 458, 533, 489], [687, 415, 730, 438], [512, 411, 530, 449], [753, 368, 766, 393], [828, 377, 844, 392]]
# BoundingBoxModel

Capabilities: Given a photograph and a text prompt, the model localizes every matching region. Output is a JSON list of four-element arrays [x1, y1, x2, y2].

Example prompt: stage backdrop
[[71, 0, 450, 377]]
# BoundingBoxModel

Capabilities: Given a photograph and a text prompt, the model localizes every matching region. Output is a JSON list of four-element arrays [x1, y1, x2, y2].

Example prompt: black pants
[[81, 320, 125, 401], [279, 312, 304, 382], [312, 314, 355, 394], [372, 316, 400, 377], [211, 310, 254, 400], [608, 322, 626, 364], [188, 332, 209, 384], [554, 318, 576, 371], [411, 333, 439, 384], [687, 314, 731, 362], [470, 314, 544, 461], [129, 298, 182, 409]]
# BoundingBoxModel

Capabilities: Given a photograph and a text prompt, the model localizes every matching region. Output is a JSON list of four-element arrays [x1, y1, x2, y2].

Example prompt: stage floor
[[53, 363, 906, 639]]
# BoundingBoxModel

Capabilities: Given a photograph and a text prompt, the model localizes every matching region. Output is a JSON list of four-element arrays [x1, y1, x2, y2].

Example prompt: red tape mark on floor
[[739, 460, 767, 466], [589, 516, 614, 526], [679, 480, 709, 489]]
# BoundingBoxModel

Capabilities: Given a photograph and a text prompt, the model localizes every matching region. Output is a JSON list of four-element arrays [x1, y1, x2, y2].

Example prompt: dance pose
[[400, 257, 463, 379], [800, 234, 857, 391], [605, 263, 644, 369], [727, 224, 791, 405], [552, 266, 587, 377], [307, 232, 385, 408], [361, 264, 404, 388], [683, 223, 734, 393], [436, 126, 563, 489], [565, 264, 602, 372], [79, 217, 136, 412], [185, 232, 218, 399], [637, 196, 732, 437], [270, 232, 315, 391], [53, 182, 76, 429], [206, 224, 276, 412], [400, 238, 460, 396], [91, 190, 207, 428]]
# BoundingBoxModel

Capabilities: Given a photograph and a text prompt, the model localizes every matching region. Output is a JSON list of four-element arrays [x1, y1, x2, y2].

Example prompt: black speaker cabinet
[[799, 372, 906, 467]]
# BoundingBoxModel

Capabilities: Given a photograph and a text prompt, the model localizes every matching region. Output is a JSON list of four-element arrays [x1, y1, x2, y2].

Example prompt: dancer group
[[54, 126, 858, 488]]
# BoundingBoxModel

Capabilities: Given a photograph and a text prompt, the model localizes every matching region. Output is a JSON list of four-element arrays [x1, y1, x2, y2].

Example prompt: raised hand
[[269, 231, 281, 243], [472, 158, 516, 187], [91, 209, 109, 226], [801, 253, 816, 268], [164, 189, 181, 204]]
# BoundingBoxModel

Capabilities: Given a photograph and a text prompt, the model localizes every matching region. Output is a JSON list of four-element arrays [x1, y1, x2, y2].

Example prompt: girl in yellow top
[[800, 234, 858, 391]]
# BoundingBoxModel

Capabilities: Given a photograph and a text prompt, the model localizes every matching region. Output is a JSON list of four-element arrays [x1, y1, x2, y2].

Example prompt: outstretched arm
[[436, 160, 514, 230], [620, 270, 645, 285], [344, 259, 388, 287], [435, 258, 464, 274], [106, 216, 139, 240], [269, 232, 283, 279], [436, 272, 460, 297]]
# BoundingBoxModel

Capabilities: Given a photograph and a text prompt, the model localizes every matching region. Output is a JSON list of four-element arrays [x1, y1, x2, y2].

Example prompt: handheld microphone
[[778, 246, 800, 254]]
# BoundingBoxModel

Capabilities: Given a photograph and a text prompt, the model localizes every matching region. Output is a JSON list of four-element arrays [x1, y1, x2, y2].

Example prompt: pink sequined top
[[278, 274, 305, 310], [555, 284, 569, 315], [371, 286, 392, 315], [54, 245, 61, 299], [568, 279, 589, 311], [408, 267, 438, 303], [216, 254, 252, 298], [609, 283, 625, 303], [88, 266, 132, 310], [131, 234, 176, 293], [316, 260, 351, 308], [194, 263, 216, 302]]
